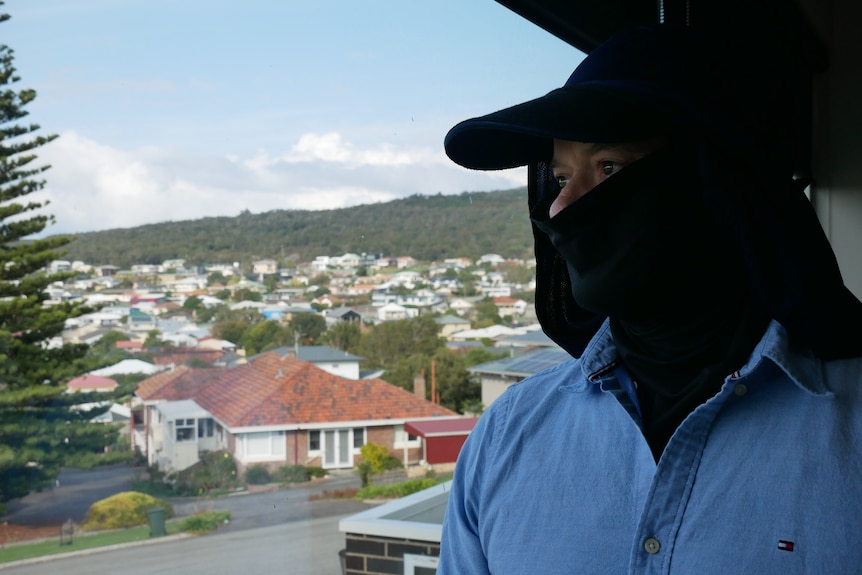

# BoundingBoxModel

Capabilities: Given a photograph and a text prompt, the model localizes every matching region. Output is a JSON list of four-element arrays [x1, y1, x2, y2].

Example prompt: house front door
[[322, 429, 352, 468]]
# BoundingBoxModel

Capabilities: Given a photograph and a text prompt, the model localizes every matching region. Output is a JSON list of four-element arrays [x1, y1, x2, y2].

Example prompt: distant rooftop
[[249, 345, 363, 364], [468, 347, 571, 378], [496, 330, 556, 348]]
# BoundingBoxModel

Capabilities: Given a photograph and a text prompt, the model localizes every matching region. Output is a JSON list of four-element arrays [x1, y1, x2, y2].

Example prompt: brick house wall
[[344, 533, 440, 575]]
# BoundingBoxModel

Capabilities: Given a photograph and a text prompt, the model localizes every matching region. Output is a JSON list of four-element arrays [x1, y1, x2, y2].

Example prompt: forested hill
[[61, 188, 533, 268]]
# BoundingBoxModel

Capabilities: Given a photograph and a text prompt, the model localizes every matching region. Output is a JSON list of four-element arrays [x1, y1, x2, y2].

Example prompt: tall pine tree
[[0, 4, 116, 513]]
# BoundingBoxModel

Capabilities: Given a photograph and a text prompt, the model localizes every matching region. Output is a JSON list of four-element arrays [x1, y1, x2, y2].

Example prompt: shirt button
[[644, 537, 661, 554], [734, 383, 747, 397]]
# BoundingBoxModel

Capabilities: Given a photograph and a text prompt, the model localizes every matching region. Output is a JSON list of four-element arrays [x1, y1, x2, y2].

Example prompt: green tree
[[182, 295, 203, 313], [358, 316, 442, 369], [206, 271, 227, 286], [240, 320, 290, 355], [211, 307, 263, 345], [319, 321, 361, 353], [263, 275, 280, 293], [142, 330, 165, 349], [431, 348, 479, 413], [0, 9, 115, 511], [473, 297, 503, 327], [231, 288, 262, 303], [384, 353, 431, 392], [288, 312, 326, 345]]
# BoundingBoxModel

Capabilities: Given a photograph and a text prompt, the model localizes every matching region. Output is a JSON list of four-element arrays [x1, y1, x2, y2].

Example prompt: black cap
[[445, 25, 693, 170]]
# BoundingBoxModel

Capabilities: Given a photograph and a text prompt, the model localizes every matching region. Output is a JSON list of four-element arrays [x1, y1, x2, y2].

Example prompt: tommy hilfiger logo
[[778, 540, 795, 552]]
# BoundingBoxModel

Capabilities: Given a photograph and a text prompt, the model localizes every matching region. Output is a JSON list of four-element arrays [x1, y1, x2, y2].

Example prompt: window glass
[[394, 424, 419, 445], [273, 431, 285, 456], [176, 418, 194, 442], [353, 427, 365, 449], [309, 429, 321, 451], [247, 432, 270, 456]]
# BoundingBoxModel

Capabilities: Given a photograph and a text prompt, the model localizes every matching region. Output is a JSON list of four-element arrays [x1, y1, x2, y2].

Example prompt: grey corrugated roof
[[496, 330, 555, 347], [468, 347, 571, 377]]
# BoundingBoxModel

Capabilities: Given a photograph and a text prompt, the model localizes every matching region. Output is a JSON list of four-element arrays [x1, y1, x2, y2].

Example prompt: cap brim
[[444, 84, 669, 170]]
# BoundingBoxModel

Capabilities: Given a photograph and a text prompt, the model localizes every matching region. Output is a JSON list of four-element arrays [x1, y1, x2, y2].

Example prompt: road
[[1, 466, 367, 532], [1, 515, 349, 575], [2, 466, 137, 526]]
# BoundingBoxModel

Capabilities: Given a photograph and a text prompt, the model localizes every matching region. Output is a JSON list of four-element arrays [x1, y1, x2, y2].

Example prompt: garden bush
[[356, 442, 403, 487], [306, 466, 326, 478], [273, 464, 328, 484], [273, 464, 308, 484], [174, 450, 238, 495], [181, 511, 231, 534], [245, 464, 271, 485], [355, 477, 443, 500], [82, 491, 173, 531]]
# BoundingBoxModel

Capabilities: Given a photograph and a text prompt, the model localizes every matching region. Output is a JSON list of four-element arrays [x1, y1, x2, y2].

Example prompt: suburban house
[[66, 374, 118, 393], [376, 303, 418, 322], [247, 346, 365, 380], [323, 306, 364, 326], [222, 344, 364, 379], [135, 353, 459, 473], [492, 296, 528, 318], [252, 259, 278, 276], [468, 346, 571, 407], [434, 315, 471, 339]]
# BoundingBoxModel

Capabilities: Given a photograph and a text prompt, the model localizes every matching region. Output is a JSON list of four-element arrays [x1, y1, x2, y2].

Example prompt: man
[[438, 25, 862, 574]]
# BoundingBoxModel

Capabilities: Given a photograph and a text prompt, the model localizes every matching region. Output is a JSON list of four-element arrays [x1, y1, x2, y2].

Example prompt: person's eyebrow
[[588, 142, 626, 155]]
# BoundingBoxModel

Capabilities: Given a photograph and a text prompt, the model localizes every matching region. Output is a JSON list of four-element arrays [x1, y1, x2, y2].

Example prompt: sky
[[3, 0, 583, 236]]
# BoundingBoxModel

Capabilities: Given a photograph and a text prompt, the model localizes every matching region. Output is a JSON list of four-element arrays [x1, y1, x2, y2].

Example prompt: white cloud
[[34, 130, 527, 236], [246, 132, 435, 170]]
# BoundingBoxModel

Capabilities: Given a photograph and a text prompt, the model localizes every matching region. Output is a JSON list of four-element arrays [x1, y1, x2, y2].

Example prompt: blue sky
[[3, 0, 582, 235]]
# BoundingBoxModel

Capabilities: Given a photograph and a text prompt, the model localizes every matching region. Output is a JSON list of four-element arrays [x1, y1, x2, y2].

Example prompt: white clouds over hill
[[36, 131, 525, 236]]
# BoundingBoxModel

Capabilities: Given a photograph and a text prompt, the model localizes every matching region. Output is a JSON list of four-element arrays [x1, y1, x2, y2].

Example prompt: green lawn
[[0, 521, 183, 564]]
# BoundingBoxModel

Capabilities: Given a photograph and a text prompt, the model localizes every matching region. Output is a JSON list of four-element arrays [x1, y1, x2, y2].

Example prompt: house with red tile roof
[[135, 353, 460, 473], [492, 296, 528, 318], [66, 374, 119, 393]]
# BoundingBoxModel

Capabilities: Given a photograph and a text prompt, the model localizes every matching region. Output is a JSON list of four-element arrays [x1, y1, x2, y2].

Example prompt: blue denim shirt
[[438, 320, 862, 574]]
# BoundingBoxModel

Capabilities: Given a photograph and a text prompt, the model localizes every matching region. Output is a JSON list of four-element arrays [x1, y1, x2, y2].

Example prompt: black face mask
[[531, 146, 735, 322], [532, 145, 771, 459]]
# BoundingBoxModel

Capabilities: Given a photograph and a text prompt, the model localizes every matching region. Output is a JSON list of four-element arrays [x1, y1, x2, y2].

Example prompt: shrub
[[181, 511, 231, 534], [356, 477, 443, 500], [174, 451, 238, 495], [245, 464, 271, 485], [82, 491, 173, 531], [356, 442, 403, 487], [274, 464, 308, 484], [306, 466, 326, 478]]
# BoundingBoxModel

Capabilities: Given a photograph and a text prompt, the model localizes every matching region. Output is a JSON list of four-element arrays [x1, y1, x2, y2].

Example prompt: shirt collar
[[738, 320, 832, 397], [571, 319, 832, 397]]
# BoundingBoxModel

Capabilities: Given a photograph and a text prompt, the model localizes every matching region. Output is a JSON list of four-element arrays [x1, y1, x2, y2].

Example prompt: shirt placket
[[625, 378, 741, 574]]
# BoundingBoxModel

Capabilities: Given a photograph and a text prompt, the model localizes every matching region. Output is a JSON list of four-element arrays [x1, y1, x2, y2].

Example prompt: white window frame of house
[[352, 427, 366, 450], [404, 554, 439, 575], [393, 424, 421, 448], [239, 431, 287, 460], [175, 418, 195, 442], [309, 429, 321, 453]]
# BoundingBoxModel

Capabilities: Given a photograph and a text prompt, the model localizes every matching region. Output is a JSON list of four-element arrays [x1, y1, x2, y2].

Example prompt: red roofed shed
[[405, 418, 477, 465]]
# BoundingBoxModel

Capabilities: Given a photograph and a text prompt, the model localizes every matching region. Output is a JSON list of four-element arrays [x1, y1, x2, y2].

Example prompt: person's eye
[[600, 161, 623, 176], [555, 175, 570, 189]]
